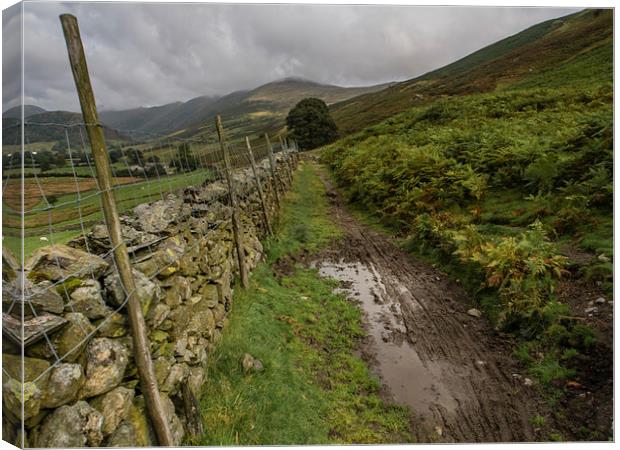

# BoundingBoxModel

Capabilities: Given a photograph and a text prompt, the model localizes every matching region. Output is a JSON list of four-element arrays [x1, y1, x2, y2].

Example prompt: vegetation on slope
[[322, 79, 612, 387], [196, 162, 411, 445], [330, 8, 612, 135]]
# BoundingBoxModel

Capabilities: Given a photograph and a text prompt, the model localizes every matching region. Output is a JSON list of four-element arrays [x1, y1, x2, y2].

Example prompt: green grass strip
[[195, 161, 411, 445]]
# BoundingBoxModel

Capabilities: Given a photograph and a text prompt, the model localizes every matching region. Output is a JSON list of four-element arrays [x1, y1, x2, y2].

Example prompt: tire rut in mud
[[315, 172, 550, 443]]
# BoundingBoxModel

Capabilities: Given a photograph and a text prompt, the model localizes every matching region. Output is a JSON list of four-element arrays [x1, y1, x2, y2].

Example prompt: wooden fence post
[[245, 137, 273, 236], [278, 135, 293, 185], [264, 133, 282, 207], [59, 14, 174, 446], [216, 115, 249, 289]]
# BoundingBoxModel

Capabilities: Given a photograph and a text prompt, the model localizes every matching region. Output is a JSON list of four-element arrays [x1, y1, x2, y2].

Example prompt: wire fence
[[1, 114, 299, 446]]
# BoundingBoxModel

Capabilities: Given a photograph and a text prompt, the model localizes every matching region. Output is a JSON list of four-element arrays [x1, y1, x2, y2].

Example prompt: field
[[2, 168, 216, 257]]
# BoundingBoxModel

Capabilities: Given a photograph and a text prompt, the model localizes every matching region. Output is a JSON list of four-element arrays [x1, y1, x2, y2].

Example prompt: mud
[[313, 171, 553, 443]]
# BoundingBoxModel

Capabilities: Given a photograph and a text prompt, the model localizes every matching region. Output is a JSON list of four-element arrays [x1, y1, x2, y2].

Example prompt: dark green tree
[[171, 143, 198, 172], [127, 148, 145, 166], [109, 149, 123, 164], [36, 152, 54, 172], [286, 98, 339, 150]]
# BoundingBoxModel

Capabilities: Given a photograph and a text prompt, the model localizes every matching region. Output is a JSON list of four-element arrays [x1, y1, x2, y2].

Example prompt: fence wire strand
[[3, 118, 298, 390]]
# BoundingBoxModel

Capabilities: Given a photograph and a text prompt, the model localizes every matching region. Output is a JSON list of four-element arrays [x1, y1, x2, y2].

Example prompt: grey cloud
[[5, 2, 580, 112]]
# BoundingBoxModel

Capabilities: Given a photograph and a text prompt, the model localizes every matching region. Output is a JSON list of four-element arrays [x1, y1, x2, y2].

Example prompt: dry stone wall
[[2, 152, 297, 447]]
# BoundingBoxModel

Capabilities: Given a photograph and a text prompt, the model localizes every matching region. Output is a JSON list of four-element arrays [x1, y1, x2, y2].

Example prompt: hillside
[[99, 77, 392, 140], [3, 110, 127, 145], [2, 104, 47, 119], [330, 8, 612, 135], [320, 8, 612, 441], [99, 95, 220, 137]]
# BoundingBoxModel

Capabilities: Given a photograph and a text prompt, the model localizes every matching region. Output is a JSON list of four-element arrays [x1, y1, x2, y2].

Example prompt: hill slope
[[3, 110, 127, 145], [330, 8, 612, 135], [100, 78, 392, 140], [2, 105, 47, 119], [320, 8, 612, 441]]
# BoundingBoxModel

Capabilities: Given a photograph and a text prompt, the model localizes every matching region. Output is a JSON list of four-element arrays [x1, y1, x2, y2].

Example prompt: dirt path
[[313, 170, 551, 443]]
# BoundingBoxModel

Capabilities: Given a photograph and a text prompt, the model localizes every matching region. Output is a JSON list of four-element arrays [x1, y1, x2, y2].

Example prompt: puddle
[[316, 259, 457, 416]]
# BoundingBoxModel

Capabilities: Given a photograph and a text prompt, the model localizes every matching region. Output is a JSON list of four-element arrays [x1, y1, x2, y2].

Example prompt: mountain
[[3, 105, 47, 119], [3, 110, 127, 145], [99, 95, 220, 138], [99, 77, 393, 140], [330, 8, 613, 135]]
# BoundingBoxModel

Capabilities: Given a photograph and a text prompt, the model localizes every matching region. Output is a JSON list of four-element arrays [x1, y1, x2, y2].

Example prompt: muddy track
[[315, 170, 551, 443]]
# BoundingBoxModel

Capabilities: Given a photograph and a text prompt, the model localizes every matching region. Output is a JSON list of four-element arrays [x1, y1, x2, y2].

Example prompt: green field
[[2, 168, 216, 257]]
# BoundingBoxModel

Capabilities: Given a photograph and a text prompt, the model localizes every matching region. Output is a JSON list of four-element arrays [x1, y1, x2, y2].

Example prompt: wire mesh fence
[[1, 114, 299, 447]]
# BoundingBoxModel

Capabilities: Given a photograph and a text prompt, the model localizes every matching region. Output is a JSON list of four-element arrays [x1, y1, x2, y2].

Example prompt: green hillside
[[97, 78, 392, 141], [2, 110, 127, 145], [330, 8, 612, 135], [321, 8, 612, 415]]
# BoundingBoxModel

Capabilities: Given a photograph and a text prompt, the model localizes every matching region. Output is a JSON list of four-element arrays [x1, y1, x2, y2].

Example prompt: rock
[[524, 378, 534, 386], [41, 363, 84, 408], [133, 195, 183, 233], [242, 353, 264, 374], [3, 379, 41, 421], [89, 386, 135, 437], [3, 280, 64, 317], [27, 312, 95, 362], [25, 244, 108, 282], [595, 297, 606, 305], [598, 253, 610, 262], [147, 303, 171, 329], [2, 246, 20, 281], [66, 279, 112, 319], [83, 223, 163, 254], [3, 353, 51, 386], [188, 366, 205, 394], [80, 338, 129, 399], [129, 393, 184, 446], [467, 308, 482, 318], [94, 312, 128, 338], [105, 420, 137, 447], [33, 401, 104, 447], [154, 356, 175, 386], [161, 363, 190, 395], [134, 236, 186, 279], [3, 312, 68, 347], [585, 306, 599, 315], [104, 268, 162, 316], [200, 284, 219, 308], [162, 275, 192, 307]]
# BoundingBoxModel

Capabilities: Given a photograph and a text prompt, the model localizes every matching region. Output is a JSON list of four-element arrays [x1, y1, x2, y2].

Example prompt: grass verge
[[195, 161, 411, 445]]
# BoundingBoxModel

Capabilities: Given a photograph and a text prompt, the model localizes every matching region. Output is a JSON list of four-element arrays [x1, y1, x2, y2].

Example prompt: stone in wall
[[2, 152, 297, 447]]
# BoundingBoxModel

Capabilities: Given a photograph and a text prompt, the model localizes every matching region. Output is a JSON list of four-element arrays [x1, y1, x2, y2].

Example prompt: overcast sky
[[3, 2, 580, 112]]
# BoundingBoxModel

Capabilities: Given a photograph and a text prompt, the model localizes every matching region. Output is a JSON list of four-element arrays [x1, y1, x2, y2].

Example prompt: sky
[[3, 2, 580, 112]]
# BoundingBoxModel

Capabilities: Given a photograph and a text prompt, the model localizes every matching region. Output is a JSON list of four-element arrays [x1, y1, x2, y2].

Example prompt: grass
[[2, 168, 216, 258], [195, 161, 411, 445], [320, 51, 611, 392]]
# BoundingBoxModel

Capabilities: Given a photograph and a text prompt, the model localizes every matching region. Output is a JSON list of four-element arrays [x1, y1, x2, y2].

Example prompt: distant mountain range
[[3, 78, 393, 144]]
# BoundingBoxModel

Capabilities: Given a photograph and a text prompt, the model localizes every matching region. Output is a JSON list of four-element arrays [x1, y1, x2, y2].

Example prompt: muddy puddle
[[315, 259, 457, 418]]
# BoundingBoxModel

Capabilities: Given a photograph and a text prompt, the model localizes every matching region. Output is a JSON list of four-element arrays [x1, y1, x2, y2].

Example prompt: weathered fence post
[[264, 133, 282, 207], [245, 137, 273, 236], [59, 14, 174, 446], [278, 135, 294, 185], [216, 115, 249, 289]]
